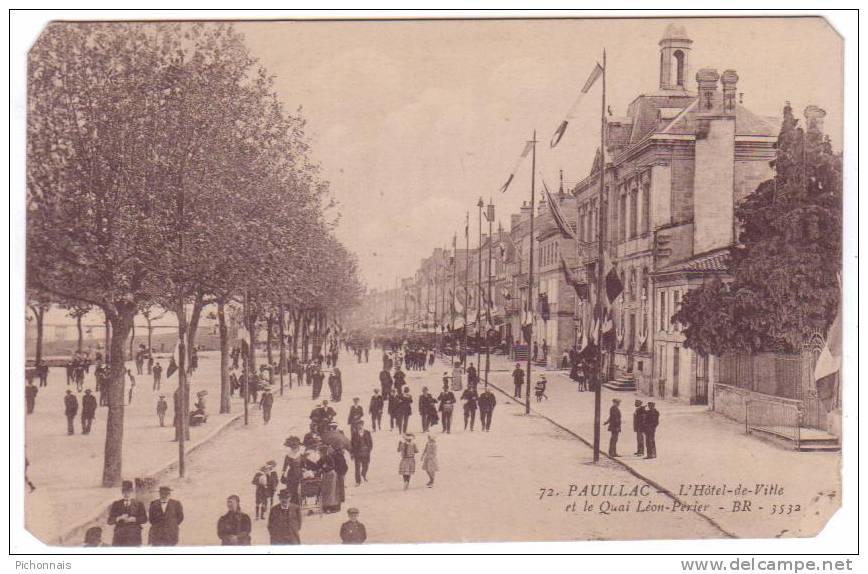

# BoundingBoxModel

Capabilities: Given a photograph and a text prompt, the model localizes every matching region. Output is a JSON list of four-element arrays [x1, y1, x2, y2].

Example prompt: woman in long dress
[[397, 434, 419, 490], [421, 434, 439, 487], [319, 445, 341, 513]]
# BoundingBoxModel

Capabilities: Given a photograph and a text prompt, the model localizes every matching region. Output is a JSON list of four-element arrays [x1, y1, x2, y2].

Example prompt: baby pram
[[299, 476, 322, 516]]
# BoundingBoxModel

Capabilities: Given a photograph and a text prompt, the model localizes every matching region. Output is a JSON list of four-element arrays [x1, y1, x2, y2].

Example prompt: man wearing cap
[[644, 402, 659, 459], [148, 486, 184, 546], [268, 490, 302, 545], [379, 366, 393, 397], [260, 386, 274, 424], [107, 481, 148, 546], [478, 386, 497, 432], [350, 420, 373, 486], [603, 398, 622, 458], [339, 508, 367, 544], [63, 390, 78, 436], [632, 400, 647, 456], [156, 395, 168, 427], [512, 364, 525, 399], [368, 389, 384, 431], [81, 389, 97, 435], [347, 397, 364, 427]]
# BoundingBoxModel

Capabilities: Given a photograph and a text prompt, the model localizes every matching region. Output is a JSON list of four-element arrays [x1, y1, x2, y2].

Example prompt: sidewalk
[[24, 352, 269, 544], [481, 354, 841, 539]]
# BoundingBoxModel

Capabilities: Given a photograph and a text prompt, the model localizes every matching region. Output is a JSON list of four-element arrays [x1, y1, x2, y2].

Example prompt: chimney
[[804, 105, 827, 133], [696, 68, 721, 113], [721, 70, 738, 114]]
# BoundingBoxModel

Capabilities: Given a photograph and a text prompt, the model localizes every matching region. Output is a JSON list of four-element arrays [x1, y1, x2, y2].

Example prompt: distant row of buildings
[[355, 25, 824, 406]]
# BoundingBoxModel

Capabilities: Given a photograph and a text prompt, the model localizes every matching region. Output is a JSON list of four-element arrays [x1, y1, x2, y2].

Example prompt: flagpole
[[451, 235, 456, 334], [464, 212, 470, 371], [526, 129, 537, 415], [477, 197, 484, 379], [486, 198, 494, 387], [593, 49, 607, 463]]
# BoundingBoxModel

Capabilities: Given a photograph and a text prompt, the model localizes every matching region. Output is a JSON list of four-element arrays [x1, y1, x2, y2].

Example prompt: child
[[252, 464, 270, 520], [535, 376, 548, 402]]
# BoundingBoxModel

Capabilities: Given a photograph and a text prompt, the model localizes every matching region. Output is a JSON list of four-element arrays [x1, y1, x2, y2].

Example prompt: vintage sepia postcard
[[14, 12, 852, 555]]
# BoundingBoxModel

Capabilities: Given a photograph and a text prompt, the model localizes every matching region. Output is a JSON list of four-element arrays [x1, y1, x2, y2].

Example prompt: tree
[[61, 301, 93, 352], [676, 104, 842, 355]]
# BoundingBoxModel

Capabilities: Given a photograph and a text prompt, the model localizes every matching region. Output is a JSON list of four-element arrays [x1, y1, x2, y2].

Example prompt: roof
[[656, 248, 730, 275], [662, 102, 778, 137]]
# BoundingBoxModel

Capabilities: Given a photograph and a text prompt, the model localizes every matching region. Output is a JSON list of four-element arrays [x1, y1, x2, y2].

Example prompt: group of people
[[603, 398, 661, 459]]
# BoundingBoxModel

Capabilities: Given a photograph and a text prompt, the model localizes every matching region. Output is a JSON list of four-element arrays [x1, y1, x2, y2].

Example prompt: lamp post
[[477, 198, 484, 378], [486, 199, 495, 386]]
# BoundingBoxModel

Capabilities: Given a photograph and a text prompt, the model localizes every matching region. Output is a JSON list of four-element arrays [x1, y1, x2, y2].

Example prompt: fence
[[745, 392, 803, 446], [718, 351, 813, 401]]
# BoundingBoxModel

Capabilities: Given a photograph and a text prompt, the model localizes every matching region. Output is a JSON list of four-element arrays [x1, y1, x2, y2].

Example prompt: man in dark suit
[[260, 386, 274, 424], [81, 389, 97, 434], [512, 364, 524, 398], [217, 494, 251, 545], [107, 480, 148, 546], [368, 389, 384, 431], [147, 486, 184, 546], [350, 420, 373, 486], [478, 386, 497, 431], [644, 402, 659, 459], [603, 398, 622, 457], [268, 490, 302, 545], [632, 400, 646, 456], [64, 390, 78, 435]]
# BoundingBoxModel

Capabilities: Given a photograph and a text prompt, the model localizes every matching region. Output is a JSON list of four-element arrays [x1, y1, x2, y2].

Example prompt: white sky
[[237, 17, 842, 290]]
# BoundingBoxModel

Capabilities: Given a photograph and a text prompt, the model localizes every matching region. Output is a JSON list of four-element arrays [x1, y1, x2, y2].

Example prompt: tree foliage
[[676, 104, 842, 355]]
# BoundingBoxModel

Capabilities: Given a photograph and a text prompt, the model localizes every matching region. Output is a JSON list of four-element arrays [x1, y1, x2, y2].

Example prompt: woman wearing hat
[[397, 433, 419, 490], [282, 437, 303, 504]]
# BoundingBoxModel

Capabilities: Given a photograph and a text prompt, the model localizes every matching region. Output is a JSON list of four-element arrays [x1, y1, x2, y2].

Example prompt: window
[[578, 206, 585, 242], [674, 50, 685, 87], [659, 290, 667, 332], [629, 268, 637, 301], [642, 183, 650, 233], [629, 188, 638, 238], [619, 194, 627, 242], [673, 290, 681, 331]]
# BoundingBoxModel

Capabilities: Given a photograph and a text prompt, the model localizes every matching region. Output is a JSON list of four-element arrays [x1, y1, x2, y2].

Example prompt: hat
[[613, 398, 621, 404], [266, 460, 276, 467], [84, 389, 92, 394], [284, 436, 301, 448], [158, 486, 172, 494], [347, 507, 360, 515], [648, 402, 656, 407], [278, 490, 292, 500], [634, 400, 643, 406], [159, 394, 166, 398], [121, 480, 134, 492]]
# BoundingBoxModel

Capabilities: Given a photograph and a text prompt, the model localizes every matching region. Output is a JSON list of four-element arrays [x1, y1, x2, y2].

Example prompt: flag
[[550, 62, 603, 148], [543, 177, 576, 240], [499, 141, 534, 193], [560, 255, 589, 299], [605, 266, 623, 303], [814, 294, 842, 399], [600, 308, 616, 349], [166, 339, 182, 378]]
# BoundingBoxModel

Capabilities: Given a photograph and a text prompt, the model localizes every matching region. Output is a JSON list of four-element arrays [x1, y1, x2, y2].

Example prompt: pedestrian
[[387, 389, 401, 431], [217, 494, 251, 545], [393, 366, 406, 391], [260, 386, 274, 424], [127, 369, 136, 405], [64, 390, 78, 435], [25, 379, 38, 414], [265, 460, 280, 509], [83, 526, 108, 547], [152, 361, 163, 391], [267, 490, 302, 545], [461, 385, 478, 431], [478, 386, 496, 431], [350, 420, 373, 486], [467, 363, 478, 387], [633, 400, 646, 456], [399, 386, 412, 434], [561, 350, 570, 369], [512, 363, 524, 399], [156, 395, 168, 427], [644, 402, 659, 459], [418, 387, 437, 432], [347, 397, 364, 426], [603, 398, 622, 458], [38, 361, 49, 387], [421, 434, 439, 487], [368, 389, 384, 431], [437, 383, 455, 434], [339, 508, 367, 544], [281, 436, 303, 504], [81, 389, 97, 434], [252, 464, 270, 520], [147, 486, 184, 546], [532, 341, 539, 362], [451, 363, 463, 391], [107, 480, 148, 547], [331, 367, 343, 402], [534, 375, 549, 401], [397, 433, 418, 491]]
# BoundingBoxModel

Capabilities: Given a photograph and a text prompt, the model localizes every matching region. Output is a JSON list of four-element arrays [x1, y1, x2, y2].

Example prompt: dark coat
[[348, 405, 364, 425], [604, 405, 622, 432], [350, 429, 373, 459], [107, 498, 148, 546], [461, 388, 479, 411], [512, 368, 525, 385], [268, 503, 302, 544], [645, 407, 660, 431], [81, 394, 97, 418], [633, 406, 647, 432], [369, 395, 384, 414], [340, 520, 367, 544], [147, 498, 184, 546], [64, 394, 79, 416], [437, 391, 456, 411], [478, 391, 497, 412], [217, 510, 251, 545]]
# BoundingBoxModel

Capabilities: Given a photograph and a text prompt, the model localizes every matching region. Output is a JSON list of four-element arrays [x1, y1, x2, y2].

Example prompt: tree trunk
[[101, 305, 135, 487], [175, 297, 190, 475], [187, 290, 205, 367], [76, 314, 83, 353], [266, 314, 274, 367], [301, 314, 309, 362], [30, 306, 45, 365], [278, 304, 287, 393], [291, 311, 301, 356], [217, 298, 231, 414], [104, 316, 111, 363], [248, 313, 258, 375], [146, 318, 153, 351], [129, 319, 135, 360]]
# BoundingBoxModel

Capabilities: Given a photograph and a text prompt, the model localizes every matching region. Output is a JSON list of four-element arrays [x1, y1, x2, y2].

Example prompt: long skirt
[[398, 456, 416, 475], [320, 470, 340, 511]]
